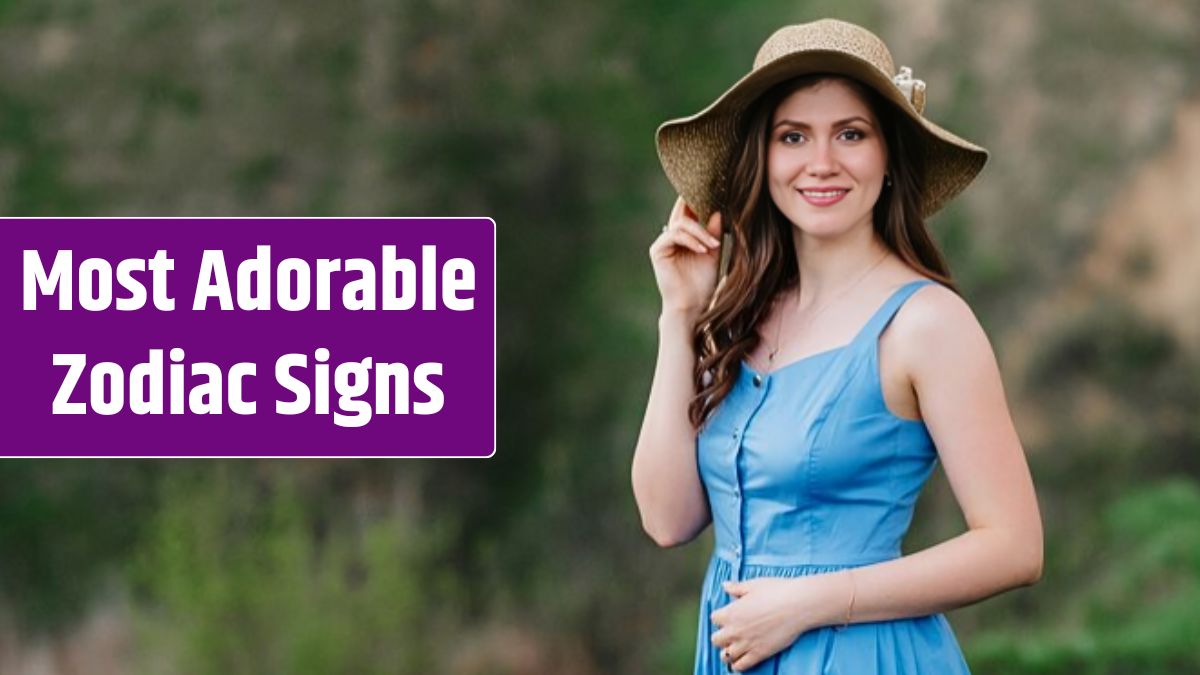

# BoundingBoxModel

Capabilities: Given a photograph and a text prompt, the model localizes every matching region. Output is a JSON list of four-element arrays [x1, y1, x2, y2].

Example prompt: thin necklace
[[761, 249, 890, 373]]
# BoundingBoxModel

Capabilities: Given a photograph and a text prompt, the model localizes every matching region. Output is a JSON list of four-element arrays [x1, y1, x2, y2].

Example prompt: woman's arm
[[805, 283, 1043, 625], [632, 200, 723, 548], [630, 307, 713, 547]]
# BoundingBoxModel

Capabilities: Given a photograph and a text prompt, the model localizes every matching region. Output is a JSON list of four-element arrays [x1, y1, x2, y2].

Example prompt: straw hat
[[655, 18, 988, 225]]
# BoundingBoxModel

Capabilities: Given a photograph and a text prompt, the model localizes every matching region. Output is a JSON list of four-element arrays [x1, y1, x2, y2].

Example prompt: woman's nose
[[806, 139, 838, 175]]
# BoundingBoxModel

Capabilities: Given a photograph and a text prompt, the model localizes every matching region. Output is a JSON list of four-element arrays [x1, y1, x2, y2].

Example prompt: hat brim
[[655, 50, 988, 224]]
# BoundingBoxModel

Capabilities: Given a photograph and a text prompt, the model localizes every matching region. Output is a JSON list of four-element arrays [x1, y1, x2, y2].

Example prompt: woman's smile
[[798, 188, 850, 206]]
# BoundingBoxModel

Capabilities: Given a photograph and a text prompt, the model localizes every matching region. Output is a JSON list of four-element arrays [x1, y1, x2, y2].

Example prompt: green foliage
[[0, 90, 92, 215], [967, 479, 1200, 674], [1030, 298, 1177, 390], [653, 597, 703, 673], [139, 75, 204, 116], [130, 464, 458, 674], [0, 460, 159, 634], [234, 153, 287, 201]]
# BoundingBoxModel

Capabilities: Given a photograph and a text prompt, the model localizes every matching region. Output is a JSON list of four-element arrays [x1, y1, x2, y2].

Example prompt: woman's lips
[[799, 188, 849, 206]]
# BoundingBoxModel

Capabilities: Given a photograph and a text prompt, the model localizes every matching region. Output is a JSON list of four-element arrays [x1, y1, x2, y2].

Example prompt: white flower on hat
[[892, 66, 927, 113]]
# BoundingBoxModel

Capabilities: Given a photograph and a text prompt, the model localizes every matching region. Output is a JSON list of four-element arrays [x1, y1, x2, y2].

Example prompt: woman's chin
[[789, 218, 860, 239]]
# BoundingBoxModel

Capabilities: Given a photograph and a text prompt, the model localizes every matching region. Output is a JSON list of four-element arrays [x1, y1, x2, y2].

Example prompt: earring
[[885, 174, 893, 187]]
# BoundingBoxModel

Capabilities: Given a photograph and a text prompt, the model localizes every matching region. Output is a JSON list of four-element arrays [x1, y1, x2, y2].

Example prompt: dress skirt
[[694, 554, 972, 674]]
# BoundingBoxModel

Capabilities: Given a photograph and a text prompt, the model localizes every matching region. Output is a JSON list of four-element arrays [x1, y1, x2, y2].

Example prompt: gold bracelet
[[841, 569, 856, 629]]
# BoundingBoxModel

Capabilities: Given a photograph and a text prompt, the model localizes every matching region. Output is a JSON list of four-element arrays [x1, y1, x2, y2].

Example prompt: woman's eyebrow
[[772, 116, 873, 129]]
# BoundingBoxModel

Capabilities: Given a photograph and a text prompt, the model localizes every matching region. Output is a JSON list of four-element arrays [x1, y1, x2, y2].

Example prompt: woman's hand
[[710, 574, 845, 671], [649, 196, 723, 317]]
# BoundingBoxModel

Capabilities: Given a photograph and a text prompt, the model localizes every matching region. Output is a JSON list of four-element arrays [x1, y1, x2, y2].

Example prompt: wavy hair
[[687, 73, 960, 429]]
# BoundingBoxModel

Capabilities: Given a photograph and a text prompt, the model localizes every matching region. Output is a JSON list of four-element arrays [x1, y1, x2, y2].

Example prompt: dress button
[[752, 374, 763, 387]]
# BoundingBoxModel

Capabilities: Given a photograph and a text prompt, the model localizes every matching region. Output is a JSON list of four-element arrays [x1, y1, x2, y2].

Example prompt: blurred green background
[[2, 0, 1199, 672]]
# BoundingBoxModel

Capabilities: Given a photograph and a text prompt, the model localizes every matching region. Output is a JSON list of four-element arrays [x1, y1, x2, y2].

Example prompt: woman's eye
[[779, 129, 864, 144]]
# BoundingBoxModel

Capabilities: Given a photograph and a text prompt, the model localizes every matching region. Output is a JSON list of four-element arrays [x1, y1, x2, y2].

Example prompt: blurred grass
[[129, 463, 460, 674]]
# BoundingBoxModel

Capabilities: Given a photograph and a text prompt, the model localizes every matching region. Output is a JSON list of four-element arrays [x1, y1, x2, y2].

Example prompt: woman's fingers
[[670, 230, 715, 255], [688, 220, 722, 248], [713, 625, 754, 670], [655, 196, 721, 261], [668, 208, 722, 249], [722, 642, 748, 669], [667, 195, 693, 231], [714, 637, 750, 669], [731, 649, 755, 671]]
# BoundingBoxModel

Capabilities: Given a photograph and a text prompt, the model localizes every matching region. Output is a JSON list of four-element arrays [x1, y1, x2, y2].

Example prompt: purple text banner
[[3, 217, 495, 457]]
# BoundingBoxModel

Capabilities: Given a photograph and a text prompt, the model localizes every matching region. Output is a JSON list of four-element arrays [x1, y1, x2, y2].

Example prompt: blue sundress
[[694, 278, 972, 674]]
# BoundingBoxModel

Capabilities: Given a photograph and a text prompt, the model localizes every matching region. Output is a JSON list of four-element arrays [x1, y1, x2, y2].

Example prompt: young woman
[[631, 18, 1042, 674]]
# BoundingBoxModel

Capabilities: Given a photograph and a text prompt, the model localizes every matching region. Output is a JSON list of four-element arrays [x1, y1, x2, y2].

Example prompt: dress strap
[[852, 279, 937, 348], [799, 279, 938, 436]]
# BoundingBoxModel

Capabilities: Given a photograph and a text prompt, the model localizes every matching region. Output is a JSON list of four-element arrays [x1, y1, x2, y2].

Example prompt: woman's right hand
[[649, 196, 723, 316]]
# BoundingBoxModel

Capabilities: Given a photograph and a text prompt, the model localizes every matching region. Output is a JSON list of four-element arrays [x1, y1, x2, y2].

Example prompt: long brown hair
[[687, 73, 960, 429]]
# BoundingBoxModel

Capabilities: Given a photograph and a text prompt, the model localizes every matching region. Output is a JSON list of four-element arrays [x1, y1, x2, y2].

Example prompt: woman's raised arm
[[631, 198, 723, 547]]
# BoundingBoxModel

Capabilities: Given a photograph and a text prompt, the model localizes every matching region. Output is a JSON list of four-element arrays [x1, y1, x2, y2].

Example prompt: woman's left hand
[[709, 575, 838, 671]]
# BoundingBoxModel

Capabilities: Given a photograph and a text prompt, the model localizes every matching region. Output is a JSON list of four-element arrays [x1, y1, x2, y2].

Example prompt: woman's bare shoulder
[[890, 277, 995, 384]]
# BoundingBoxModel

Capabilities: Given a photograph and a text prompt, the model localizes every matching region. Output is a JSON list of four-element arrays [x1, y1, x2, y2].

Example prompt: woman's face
[[766, 78, 888, 240]]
